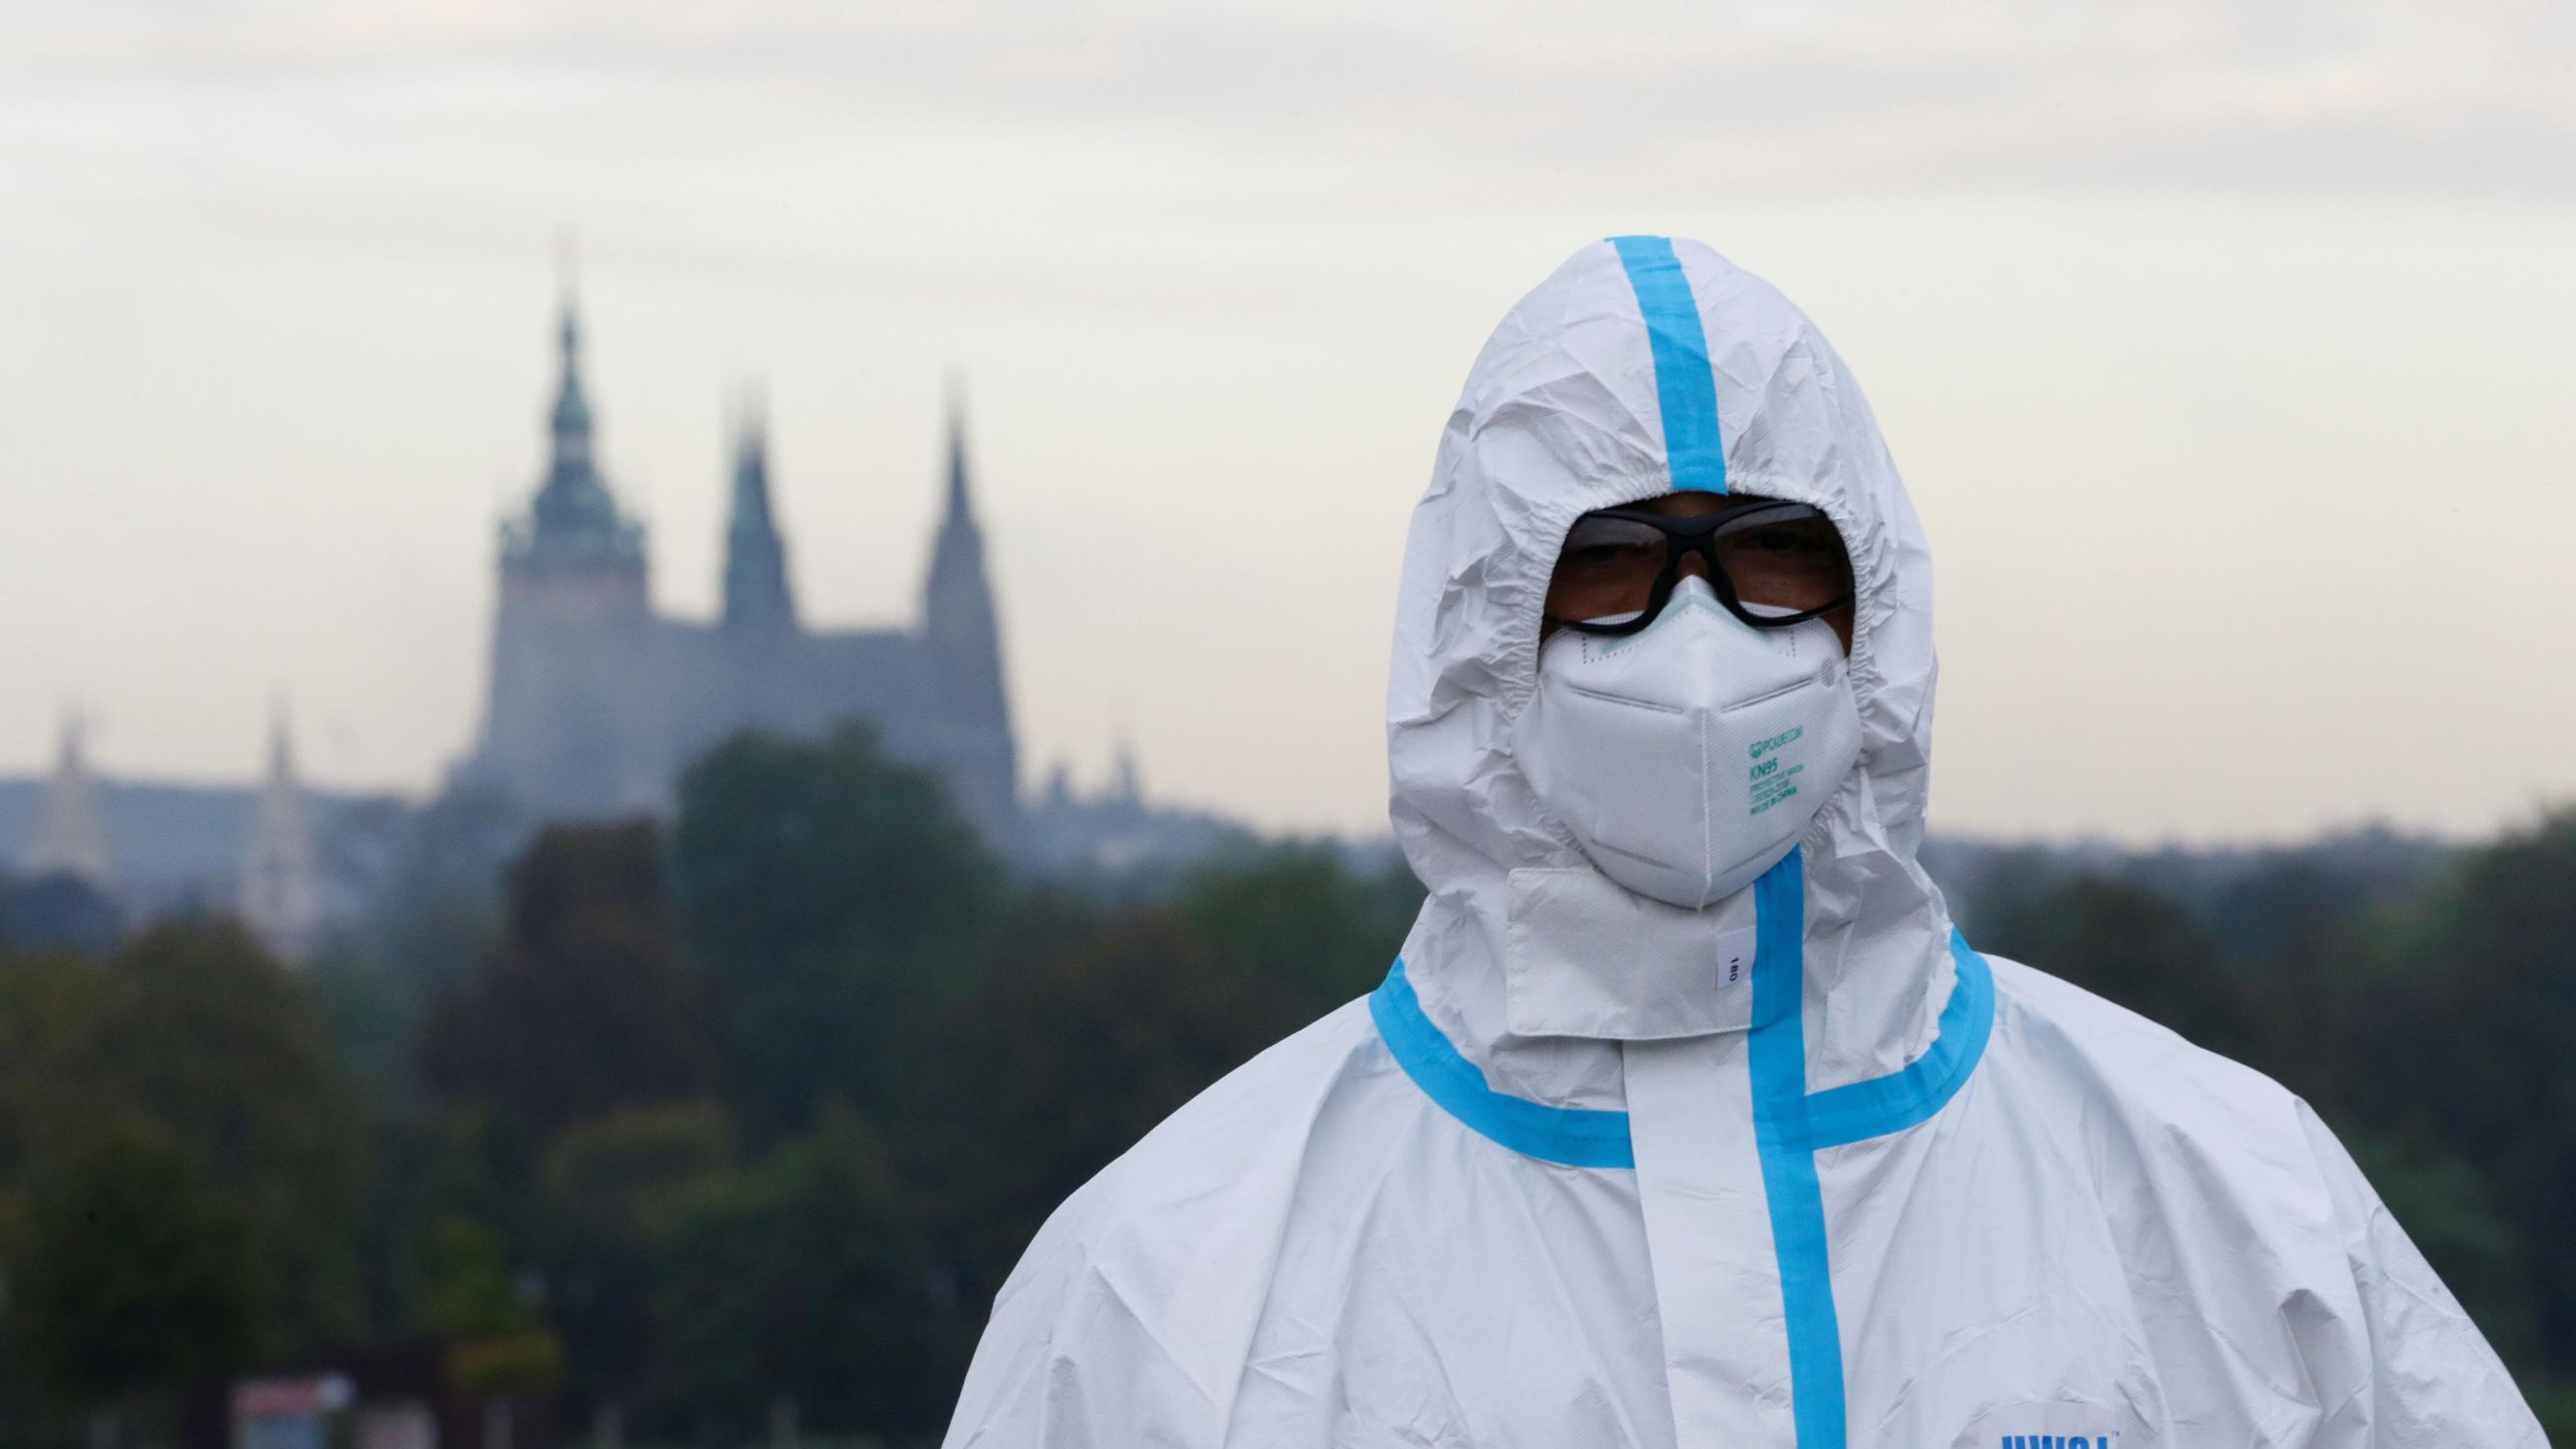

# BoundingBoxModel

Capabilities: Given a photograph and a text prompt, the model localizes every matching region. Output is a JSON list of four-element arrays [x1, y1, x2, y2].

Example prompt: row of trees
[[0, 723, 2567, 1443], [1952, 824, 2576, 1379], [0, 725, 1417, 1447], [0, 925, 370, 1418]]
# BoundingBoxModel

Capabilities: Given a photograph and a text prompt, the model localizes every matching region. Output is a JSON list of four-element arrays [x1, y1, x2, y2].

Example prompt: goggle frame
[[1544, 498, 1856, 637]]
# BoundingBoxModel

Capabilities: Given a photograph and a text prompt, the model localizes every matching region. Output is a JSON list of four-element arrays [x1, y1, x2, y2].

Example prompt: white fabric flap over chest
[[1506, 866, 1758, 1040]]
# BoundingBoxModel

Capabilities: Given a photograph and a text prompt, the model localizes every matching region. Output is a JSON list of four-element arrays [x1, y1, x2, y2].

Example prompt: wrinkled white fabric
[[1522, 573, 1862, 909], [942, 237, 2541, 1448]]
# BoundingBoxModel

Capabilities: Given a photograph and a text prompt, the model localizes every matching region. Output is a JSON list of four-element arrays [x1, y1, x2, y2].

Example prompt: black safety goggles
[[1543, 499, 1855, 636]]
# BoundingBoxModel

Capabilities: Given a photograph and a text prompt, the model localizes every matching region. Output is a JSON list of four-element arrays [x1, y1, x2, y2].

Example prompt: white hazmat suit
[[942, 237, 2542, 1448]]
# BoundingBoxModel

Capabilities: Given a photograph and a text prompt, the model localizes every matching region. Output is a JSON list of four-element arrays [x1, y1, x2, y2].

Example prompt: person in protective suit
[[941, 237, 2543, 1447]]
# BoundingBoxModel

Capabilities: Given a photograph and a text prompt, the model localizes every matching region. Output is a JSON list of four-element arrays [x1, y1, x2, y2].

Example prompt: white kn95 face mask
[[1518, 573, 1863, 910]]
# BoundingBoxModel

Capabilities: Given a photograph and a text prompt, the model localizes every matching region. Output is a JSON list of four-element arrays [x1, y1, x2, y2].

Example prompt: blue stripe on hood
[[1610, 235, 1728, 493]]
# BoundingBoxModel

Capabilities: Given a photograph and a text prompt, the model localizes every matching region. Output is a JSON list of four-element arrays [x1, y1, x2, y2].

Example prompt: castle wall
[[472, 592, 1016, 833], [473, 560, 671, 819]]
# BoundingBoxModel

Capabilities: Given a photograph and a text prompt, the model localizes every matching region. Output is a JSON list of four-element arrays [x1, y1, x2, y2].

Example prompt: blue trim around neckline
[[1368, 959, 1636, 1169], [1791, 929, 1993, 1151], [1364, 904, 1994, 1174]]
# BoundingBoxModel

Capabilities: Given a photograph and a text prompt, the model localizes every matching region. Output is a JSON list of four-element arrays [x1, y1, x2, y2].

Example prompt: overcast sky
[[3, 0, 2572, 845]]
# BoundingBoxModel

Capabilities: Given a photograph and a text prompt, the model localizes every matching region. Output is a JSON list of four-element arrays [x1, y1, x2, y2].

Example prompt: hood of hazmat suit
[[942, 238, 2541, 1449]]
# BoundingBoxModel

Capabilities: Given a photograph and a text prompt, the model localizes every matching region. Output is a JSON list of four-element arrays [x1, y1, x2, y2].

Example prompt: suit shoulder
[[1974, 957, 2540, 1441], [983, 996, 1385, 1304], [1981, 952, 2314, 1154], [944, 998, 1390, 1446], [1088, 996, 1385, 1205]]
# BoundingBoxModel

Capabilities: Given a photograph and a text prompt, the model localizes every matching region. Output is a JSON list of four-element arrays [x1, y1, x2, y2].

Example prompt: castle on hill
[[457, 289, 1018, 836], [1, 280, 1243, 957]]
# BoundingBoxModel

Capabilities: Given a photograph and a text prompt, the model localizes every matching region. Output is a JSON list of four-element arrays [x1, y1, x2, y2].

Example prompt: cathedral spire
[[942, 374, 976, 524], [920, 378, 1017, 832], [508, 247, 645, 570], [239, 702, 321, 965], [549, 258, 593, 476], [1109, 734, 1143, 807], [722, 384, 798, 639], [924, 379, 993, 621], [28, 709, 116, 890]]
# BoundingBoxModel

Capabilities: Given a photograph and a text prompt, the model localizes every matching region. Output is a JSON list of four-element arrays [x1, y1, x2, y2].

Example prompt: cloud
[[5, 0, 2572, 197]]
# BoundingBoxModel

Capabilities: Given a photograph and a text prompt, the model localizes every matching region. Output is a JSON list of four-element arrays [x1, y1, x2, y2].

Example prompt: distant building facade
[[1020, 740, 1250, 876], [0, 711, 353, 963], [456, 292, 1019, 835]]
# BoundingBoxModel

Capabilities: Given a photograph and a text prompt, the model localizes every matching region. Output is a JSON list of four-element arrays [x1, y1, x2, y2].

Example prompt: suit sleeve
[[2294, 1103, 2545, 1448], [939, 1181, 1233, 1449]]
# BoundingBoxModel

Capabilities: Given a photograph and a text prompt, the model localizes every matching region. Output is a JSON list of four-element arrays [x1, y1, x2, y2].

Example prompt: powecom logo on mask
[[1749, 725, 1803, 760], [1995, 1436, 2119, 1448]]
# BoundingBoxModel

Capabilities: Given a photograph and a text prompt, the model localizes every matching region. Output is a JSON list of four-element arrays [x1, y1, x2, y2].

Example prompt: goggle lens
[[1550, 517, 1669, 625]]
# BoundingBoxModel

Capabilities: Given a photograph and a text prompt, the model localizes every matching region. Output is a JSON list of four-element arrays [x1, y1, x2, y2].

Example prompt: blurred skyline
[[4, 0, 2573, 844]]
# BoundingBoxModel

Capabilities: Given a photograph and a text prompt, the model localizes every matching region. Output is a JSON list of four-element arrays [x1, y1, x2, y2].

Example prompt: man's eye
[[1746, 525, 1834, 554]]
